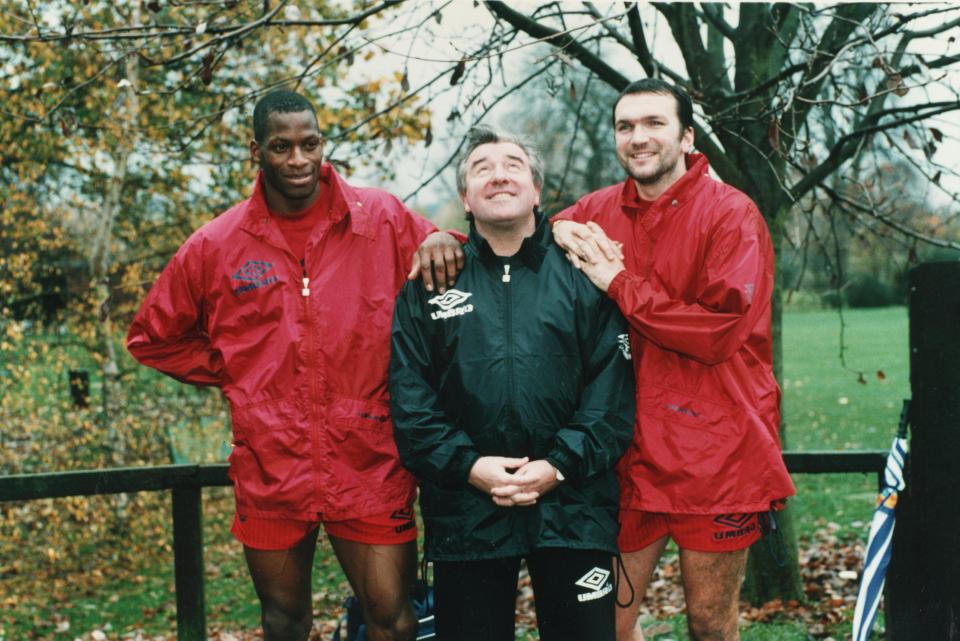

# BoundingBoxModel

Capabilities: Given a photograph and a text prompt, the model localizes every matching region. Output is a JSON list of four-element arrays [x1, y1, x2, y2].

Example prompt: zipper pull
[[301, 276, 310, 297], [502, 264, 511, 283]]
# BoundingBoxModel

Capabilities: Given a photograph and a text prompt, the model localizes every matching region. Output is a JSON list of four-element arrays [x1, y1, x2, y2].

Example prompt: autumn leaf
[[200, 51, 215, 85], [768, 116, 780, 153], [450, 59, 466, 85]]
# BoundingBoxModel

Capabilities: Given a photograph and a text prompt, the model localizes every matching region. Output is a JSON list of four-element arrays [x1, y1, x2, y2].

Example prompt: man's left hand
[[407, 231, 465, 293], [490, 459, 562, 505], [576, 250, 625, 293]]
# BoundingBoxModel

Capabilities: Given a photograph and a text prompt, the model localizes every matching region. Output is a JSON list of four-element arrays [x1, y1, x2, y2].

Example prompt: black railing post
[[172, 486, 206, 641], [887, 261, 960, 640]]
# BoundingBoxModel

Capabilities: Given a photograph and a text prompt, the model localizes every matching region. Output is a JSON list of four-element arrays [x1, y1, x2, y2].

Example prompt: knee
[[261, 600, 313, 641], [364, 600, 417, 641], [686, 605, 738, 641]]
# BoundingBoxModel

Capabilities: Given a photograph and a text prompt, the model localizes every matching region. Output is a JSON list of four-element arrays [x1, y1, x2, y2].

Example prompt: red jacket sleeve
[[127, 236, 223, 386], [607, 203, 773, 365]]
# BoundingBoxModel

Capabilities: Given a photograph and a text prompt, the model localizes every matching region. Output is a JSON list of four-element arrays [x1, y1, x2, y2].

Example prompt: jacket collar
[[468, 210, 549, 272], [238, 163, 377, 240], [619, 152, 710, 214]]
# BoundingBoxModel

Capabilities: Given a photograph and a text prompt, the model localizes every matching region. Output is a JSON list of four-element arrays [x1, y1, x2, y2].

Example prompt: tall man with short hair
[[128, 89, 463, 641], [390, 125, 635, 641], [553, 79, 796, 641]]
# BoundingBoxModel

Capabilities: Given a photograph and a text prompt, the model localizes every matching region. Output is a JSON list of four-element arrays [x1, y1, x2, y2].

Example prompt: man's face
[[614, 92, 694, 194], [460, 141, 541, 229], [250, 110, 324, 214]]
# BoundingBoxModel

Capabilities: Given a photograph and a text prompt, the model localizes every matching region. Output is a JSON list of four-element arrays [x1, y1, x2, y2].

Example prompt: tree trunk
[[742, 210, 804, 603]]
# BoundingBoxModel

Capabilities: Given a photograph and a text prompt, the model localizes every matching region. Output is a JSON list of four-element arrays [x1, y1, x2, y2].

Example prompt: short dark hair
[[612, 79, 694, 132], [252, 90, 318, 143], [455, 124, 544, 195]]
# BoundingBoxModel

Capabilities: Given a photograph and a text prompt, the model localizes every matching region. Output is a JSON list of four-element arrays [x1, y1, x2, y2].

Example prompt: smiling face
[[460, 141, 541, 234], [614, 92, 694, 200], [250, 110, 324, 215]]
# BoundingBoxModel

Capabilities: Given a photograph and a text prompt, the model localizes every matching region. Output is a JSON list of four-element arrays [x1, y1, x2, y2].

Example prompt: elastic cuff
[[606, 269, 630, 300], [457, 451, 482, 484], [546, 452, 574, 485]]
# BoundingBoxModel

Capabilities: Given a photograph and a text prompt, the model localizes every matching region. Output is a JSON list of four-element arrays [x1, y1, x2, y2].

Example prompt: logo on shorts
[[391, 508, 415, 534], [617, 333, 632, 360], [427, 289, 474, 320], [712, 513, 757, 541], [232, 260, 279, 296], [574, 567, 613, 603]]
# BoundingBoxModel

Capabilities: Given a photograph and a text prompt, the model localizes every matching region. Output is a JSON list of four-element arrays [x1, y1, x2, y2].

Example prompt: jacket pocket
[[641, 383, 739, 437], [325, 396, 412, 506], [229, 396, 312, 512]]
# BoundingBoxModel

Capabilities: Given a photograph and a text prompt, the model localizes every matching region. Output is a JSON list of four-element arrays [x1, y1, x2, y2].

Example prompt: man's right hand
[[552, 219, 622, 268], [468, 456, 534, 506]]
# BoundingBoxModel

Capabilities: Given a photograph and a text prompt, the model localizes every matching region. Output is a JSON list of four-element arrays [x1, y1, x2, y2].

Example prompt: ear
[[534, 184, 542, 208], [681, 127, 695, 153], [250, 140, 260, 167]]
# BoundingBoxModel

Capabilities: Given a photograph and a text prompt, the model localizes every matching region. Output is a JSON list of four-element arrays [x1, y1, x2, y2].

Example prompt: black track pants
[[433, 548, 615, 641]]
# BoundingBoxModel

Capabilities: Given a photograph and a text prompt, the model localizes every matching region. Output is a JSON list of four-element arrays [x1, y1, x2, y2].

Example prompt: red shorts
[[618, 509, 762, 553], [232, 507, 418, 551]]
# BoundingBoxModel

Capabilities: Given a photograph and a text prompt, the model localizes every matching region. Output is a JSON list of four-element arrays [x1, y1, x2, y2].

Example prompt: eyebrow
[[469, 153, 527, 169], [269, 133, 322, 144]]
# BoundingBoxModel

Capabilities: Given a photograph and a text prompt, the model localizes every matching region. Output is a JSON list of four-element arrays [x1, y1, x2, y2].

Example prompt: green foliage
[[0, 307, 909, 638], [845, 273, 899, 308]]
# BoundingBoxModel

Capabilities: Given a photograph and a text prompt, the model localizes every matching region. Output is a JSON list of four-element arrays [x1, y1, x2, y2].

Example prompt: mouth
[[285, 173, 315, 187], [487, 192, 516, 201]]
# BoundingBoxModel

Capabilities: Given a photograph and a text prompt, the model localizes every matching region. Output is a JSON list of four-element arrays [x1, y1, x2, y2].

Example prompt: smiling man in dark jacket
[[389, 126, 635, 641]]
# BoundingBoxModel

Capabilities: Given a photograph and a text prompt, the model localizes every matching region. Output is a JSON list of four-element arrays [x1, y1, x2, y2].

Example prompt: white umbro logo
[[428, 288, 475, 320], [575, 567, 613, 602], [428, 289, 472, 311], [617, 333, 632, 360]]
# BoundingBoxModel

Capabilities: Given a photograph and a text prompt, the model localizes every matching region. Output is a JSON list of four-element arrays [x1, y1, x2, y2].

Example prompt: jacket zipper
[[300, 258, 324, 512], [502, 262, 516, 434]]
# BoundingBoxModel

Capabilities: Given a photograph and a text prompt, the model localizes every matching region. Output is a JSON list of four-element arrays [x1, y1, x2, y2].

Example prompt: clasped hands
[[468, 457, 561, 507], [552, 220, 625, 292]]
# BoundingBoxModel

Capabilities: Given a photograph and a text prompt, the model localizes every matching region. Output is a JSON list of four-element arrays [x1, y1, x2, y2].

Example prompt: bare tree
[[450, 1, 960, 604]]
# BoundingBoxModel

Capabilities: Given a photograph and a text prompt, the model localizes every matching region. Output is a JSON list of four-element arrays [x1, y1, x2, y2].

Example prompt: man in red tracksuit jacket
[[552, 79, 796, 641], [127, 90, 462, 641]]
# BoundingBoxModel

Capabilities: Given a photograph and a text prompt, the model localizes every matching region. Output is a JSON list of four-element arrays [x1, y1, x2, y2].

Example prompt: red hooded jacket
[[556, 154, 795, 514], [128, 164, 435, 520]]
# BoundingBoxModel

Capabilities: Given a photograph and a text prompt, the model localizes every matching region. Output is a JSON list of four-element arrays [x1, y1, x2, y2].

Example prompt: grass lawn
[[782, 306, 909, 540], [0, 306, 911, 640]]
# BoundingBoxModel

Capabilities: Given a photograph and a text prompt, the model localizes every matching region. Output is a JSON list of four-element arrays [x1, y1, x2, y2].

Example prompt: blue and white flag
[[851, 401, 910, 641]]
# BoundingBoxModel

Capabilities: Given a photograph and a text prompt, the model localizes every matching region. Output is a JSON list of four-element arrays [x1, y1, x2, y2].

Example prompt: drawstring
[[420, 556, 429, 583], [614, 552, 635, 607], [759, 509, 787, 567]]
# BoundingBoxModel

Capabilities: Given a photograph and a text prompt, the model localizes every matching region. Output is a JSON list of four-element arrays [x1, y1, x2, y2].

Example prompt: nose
[[629, 127, 650, 146], [490, 163, 510, 183], [288, 145, 308, 166]]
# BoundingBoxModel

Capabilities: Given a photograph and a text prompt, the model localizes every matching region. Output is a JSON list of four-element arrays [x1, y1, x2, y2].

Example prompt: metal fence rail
[[0, 451, 887, 641]]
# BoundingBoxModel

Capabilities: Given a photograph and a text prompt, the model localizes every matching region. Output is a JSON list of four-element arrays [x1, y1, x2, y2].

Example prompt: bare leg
[[678, 548, 749, 641], [615, 536, 669, 641], [244, 529, 320, 641], [328, 535, 418, 641]]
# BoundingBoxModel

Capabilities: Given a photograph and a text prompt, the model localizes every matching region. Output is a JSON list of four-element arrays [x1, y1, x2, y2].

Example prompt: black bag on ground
[[331, 580, 435, 641]]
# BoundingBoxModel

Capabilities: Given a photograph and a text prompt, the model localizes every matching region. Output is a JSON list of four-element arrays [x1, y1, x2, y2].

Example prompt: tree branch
[[700, 3, 736, 42], [790, 100, 960, 201], [484, 1, 630, 90]]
